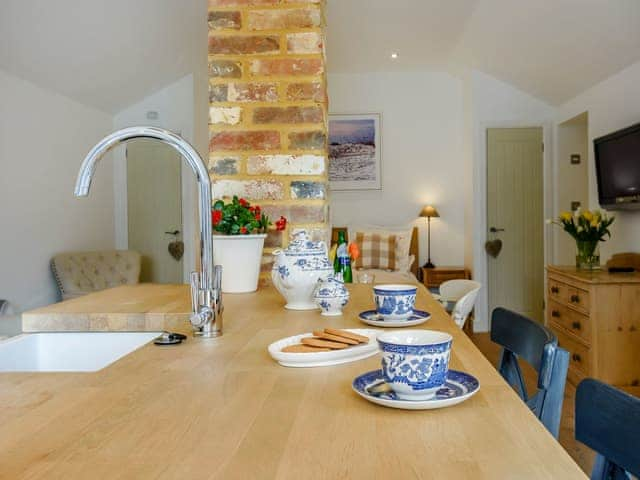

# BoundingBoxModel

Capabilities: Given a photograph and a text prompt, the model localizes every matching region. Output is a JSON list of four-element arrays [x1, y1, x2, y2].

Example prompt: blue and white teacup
[[373, 284, 417, 320], [377, 330, 453, 400]]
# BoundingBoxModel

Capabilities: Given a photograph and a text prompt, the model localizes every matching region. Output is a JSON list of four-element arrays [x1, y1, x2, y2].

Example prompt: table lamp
[[419, 205, 439, 269]]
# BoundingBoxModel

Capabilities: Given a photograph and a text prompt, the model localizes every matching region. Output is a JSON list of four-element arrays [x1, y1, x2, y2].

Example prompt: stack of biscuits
[[281, 328, 369, 353]]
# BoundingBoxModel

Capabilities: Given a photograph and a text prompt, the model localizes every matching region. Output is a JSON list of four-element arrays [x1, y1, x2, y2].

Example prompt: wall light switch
[[570, 154, 581, 164]]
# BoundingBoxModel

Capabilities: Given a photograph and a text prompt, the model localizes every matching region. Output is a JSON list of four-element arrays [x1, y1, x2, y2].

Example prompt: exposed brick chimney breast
[[208, 0, 329, 277]]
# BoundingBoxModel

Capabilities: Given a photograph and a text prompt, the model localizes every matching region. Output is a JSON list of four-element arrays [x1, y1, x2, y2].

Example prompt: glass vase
[[575, 240, 600, 270]]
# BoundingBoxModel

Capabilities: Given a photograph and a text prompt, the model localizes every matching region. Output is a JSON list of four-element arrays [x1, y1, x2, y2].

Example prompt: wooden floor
[[470, 332, 595, 475]]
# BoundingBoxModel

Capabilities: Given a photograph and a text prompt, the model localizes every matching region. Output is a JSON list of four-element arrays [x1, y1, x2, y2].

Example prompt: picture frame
[[328, 113, 382, 191]]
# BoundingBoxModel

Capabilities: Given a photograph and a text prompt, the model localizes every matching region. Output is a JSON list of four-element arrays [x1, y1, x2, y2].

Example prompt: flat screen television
[[594, 122, 640, 210]]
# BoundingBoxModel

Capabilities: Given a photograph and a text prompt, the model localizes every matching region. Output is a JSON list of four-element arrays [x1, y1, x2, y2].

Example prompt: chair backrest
[[491, 307, 555, 384], [490, 307, 569, 439], [51, 250, 142, 301], [576, 379, 640, 479], [439, 279, 481, 302], [450, 286, 481, 328]]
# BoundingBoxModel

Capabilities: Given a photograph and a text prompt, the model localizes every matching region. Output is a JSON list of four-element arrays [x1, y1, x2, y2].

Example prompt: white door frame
[[472, 121, 554, 332]]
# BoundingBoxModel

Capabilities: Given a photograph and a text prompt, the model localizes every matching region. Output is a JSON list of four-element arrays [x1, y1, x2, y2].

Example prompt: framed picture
[[328, 113, 382, 191]]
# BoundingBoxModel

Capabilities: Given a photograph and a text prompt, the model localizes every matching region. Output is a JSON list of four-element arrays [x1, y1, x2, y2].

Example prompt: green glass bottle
[[341, 256, 353, 283], [334, 231, 347, 273]]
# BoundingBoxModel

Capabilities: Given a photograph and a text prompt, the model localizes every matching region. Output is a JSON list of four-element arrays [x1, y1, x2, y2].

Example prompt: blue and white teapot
[[272, 230, 333, 310]]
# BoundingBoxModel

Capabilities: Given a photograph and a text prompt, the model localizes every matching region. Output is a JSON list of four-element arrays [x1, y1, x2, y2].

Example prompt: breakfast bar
[[0, 284, 586, 479]]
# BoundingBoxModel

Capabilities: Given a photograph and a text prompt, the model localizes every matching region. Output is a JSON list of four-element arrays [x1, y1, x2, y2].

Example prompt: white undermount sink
[[0, 331, 162, 372]]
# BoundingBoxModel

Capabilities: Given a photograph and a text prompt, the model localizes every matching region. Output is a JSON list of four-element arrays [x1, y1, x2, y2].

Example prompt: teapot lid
[[284, 230, 325, 255]]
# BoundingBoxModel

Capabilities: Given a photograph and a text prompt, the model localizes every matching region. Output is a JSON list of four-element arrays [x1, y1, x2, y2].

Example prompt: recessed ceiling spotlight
[[390, 52, 399, 59]]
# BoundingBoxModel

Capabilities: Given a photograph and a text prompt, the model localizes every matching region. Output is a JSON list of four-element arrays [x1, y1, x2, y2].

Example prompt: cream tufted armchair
[[50, 250, 142, 301]]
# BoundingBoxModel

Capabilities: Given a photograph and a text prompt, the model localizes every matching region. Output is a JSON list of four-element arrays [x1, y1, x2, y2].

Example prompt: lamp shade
[[419, 205, 439, 218]]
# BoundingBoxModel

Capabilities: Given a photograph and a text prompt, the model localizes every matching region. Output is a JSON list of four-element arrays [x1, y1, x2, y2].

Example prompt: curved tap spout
[[74, 126, 221, 338]]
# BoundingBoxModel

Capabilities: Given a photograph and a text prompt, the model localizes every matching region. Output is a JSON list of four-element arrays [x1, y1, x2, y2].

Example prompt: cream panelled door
[[487, 128, 544, 323], [127, 140, 183, 284]]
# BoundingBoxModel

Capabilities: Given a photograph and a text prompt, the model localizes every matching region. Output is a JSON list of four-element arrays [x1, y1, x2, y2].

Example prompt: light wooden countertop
[[547, 265, 640, 284], [22, 284, 192, 332], [2, 284, 586, 479]]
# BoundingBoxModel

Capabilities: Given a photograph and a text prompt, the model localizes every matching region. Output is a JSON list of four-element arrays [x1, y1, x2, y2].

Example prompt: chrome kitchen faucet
[[74, 126, 222, 338]]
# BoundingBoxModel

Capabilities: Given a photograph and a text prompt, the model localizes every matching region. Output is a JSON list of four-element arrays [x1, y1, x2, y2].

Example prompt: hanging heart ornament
[[168, 240, 184, 261], [485, 239, 503, 258]]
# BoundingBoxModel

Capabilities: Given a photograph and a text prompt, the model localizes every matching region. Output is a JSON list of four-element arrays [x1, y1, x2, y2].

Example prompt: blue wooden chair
[[490, 307, 570, 439], [576, 378, 640, 479]]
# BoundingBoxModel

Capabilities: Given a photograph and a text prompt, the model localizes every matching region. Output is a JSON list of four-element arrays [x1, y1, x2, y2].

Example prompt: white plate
[[358, 309, 431, 328], [268, 329, 379, 368], [352, 369, 480, 410]]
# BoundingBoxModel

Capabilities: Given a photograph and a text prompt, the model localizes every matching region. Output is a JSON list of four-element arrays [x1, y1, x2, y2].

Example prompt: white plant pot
[[211, 234, 266, 293]]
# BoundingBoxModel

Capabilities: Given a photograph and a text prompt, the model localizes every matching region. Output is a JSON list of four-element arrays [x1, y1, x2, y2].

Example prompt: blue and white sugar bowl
[[313, 274, 350, 316], [377, 330, 453, 400], [373, 284, 417, 320]]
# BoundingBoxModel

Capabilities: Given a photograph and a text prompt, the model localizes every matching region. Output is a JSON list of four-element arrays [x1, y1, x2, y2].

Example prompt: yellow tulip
[[560, 212, 572, 222], [582, 210, 593, 222], [590, 219, 599, 228]]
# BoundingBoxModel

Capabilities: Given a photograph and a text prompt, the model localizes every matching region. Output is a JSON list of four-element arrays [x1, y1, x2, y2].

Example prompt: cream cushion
[[348, 224, 413, 273], [353, 231, 398, 270], [51, 250, 142, 301]]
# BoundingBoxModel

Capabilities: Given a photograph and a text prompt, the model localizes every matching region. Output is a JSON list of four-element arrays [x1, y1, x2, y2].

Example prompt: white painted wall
[[554, 114, 588, 264], [0, 69, 114, 333], [557, 60, 640, 262], [468, 70, 556, 331], [113, 74, 199, 282], [328, 72, 466, 267], [328, 70, 558, 332]]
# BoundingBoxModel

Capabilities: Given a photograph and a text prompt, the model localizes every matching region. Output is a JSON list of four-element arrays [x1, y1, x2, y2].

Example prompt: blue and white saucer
[[352, 369, 480, 410], [358, 309, 430, 327]]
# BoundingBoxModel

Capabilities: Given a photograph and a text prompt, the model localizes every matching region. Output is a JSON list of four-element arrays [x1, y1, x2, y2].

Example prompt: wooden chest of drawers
[[546, 266, 640, 387], [421, 266, 471, 289]]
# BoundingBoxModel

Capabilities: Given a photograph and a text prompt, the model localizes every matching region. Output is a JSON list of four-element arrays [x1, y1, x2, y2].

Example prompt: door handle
[[489, 227, 505, 233], [164, 230, 180, 235]]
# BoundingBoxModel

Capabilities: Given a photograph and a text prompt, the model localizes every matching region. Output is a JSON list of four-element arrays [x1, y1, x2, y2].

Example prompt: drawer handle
[[571, 321, 581, 330], [551, 286, 559, 294], [570, 294, 580, 303], [572, 353, 582, 363], [551, 310, 560, 318]]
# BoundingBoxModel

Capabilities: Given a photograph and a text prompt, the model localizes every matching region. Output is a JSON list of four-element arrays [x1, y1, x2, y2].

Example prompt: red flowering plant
[[211, 196, 287, 235]]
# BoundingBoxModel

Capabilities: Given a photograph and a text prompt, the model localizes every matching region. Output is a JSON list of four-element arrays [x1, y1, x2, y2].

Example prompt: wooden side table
[[421, 266, 471, 289], [422, 266, 473, 334]]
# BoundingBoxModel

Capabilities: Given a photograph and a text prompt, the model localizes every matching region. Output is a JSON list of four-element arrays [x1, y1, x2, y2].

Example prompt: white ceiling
[[326, 0, 477, 72], [1, 0, 638, 111], [0, 0, 206, 114], [327, 0, 640, 105]]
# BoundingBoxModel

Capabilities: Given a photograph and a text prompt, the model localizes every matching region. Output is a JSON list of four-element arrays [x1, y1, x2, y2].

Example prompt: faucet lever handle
[[190, 271, 200, 312], [214, 265, 223, 292]]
